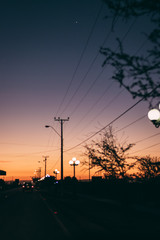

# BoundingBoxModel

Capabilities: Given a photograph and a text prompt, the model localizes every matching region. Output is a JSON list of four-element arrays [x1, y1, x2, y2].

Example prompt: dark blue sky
[[0, 0, 159, 179]]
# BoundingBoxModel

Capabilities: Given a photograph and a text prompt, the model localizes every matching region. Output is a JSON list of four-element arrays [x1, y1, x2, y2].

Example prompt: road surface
[[0, 187, 160, 239], [0, 188, 69, 239]]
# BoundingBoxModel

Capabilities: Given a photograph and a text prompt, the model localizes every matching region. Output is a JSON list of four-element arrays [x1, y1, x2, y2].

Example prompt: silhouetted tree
[[101, 0, 160, 106], [64, 176, 72, 183], [64, 176, 78, 184], [136, 155, 160, 181], [84, 126, 135, 180]]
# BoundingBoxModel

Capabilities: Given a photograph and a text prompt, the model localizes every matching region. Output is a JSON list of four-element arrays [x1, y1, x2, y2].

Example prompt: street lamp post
[[148, 105, 160, 128], [45, 125, 61, 178], [45, 117, 69, 182], [53, 169, 59, 180], [69, 157, 80, 178], [54, 117, 69, 181]]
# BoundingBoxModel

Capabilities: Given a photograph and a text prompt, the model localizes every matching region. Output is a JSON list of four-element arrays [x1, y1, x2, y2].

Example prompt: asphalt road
[[1, 187, 160, 240], [0, 188, 70, 240]]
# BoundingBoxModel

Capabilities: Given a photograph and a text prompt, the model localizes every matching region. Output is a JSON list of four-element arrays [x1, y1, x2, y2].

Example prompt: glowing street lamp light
[[53, 169, 60, 180], [69, 157, 80, 178], [148, 105, 160, 128]]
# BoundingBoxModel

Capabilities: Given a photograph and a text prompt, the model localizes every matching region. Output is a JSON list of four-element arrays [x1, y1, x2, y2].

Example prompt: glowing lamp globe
[[148, 109, 160, 121], [69, 160, 73, 165], [75, 160, 80, 165]]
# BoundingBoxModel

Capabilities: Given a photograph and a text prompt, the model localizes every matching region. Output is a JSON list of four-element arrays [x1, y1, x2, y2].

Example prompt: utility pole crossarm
[[54, 117, 69, 123]]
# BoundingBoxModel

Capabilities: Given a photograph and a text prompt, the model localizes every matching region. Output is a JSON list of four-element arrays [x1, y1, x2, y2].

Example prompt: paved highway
[[0, 187, 160, 239]]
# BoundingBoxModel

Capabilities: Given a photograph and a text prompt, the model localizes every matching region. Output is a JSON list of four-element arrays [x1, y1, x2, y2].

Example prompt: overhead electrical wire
[[53, 13, 139, 141], [55, 1, 104, 116], [45, 10, 155, 162], [10, 148, 60, 158], [66, 16, 153, 136], [47, 156, 60, 173], [52, 16, 154, 171], [48, 2, 104, 154], [132, 142, 160, 154], [134, 133, 160, 144], [64, 96, 145, 152], [66, 18, 137, 118], [64, 84, 160, 152], [66, 81, 115, 138], [66, 34, 152, 140], [66, 36, 146, 139], [115, 115, 146, 133], [66, 87, 123, 142], [45, 2, 105, 155], [46, 14, 120, 161], [0, 142, 52, 147], [67, 108, 145, 144], [60, 16, 120, 115], [86, 38, 150, 129]]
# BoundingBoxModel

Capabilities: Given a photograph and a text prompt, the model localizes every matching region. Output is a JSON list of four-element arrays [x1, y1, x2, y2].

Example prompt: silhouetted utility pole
[[43, 156, 49, 177], [54, 117, 69, 181], [38, 167, 41, 179], [89, 157, 91, 181]]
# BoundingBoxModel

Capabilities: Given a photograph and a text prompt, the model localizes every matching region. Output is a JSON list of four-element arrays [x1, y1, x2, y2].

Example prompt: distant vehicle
[[22, 182, 34, 192]]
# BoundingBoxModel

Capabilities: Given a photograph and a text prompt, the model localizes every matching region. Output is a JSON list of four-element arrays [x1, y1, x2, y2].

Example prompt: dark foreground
[[0, 186, 160, 240]]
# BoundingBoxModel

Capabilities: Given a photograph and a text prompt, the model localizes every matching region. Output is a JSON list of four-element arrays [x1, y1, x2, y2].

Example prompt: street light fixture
[[53, 169, 60, 180], [45, 118, 69, 183], [45, 125, 61, 137], [148, 105, 160, 128], [69, 157, 80, 178]]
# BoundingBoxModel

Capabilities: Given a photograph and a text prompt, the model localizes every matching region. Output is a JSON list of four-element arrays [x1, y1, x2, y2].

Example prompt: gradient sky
[[1, 0, 159, 180]]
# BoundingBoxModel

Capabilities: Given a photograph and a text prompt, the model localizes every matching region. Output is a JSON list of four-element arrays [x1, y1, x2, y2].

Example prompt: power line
[[67, 113, 156, 148], [134, 133, 160, 144], [64, 83, 160, 152], [65, 97, 145, 152], [60, 50, 106, 115], [69, 65, 107, 117], [60, 15, 119, 116], [132, 142, 160, 154], [63, 36, 157, 146], [55, 2, 104, 116], [67, 18, 137, 118], [66, 84, 122, 142], [47, 157, 60, 174], [7, 148, 60, 158], [88, 88, 125, 123], [58, 16, 140, 144], [66, 35, 153, 139], [66, 81, 115, 139], [66, 32, 148, 137], [115, 115, 146, 133], [0, 142, 54, 147]]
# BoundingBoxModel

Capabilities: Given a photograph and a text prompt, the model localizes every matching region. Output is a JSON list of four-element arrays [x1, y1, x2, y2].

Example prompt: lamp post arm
[[45, 125, 61, 137]]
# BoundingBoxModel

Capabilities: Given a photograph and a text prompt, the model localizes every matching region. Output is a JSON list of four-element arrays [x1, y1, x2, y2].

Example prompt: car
[[22, 182, 34, 192]]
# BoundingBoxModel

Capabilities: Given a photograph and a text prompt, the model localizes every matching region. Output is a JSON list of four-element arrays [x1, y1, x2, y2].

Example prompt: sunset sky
[[1, 0, 160, 181]]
